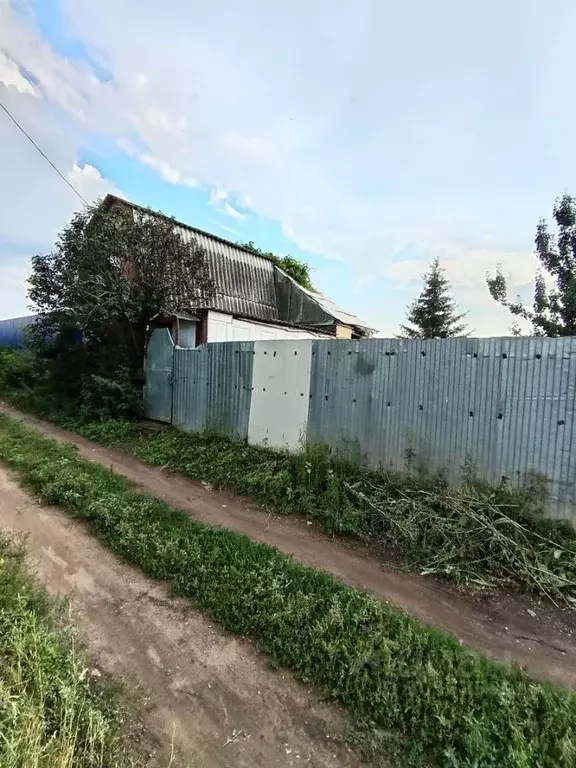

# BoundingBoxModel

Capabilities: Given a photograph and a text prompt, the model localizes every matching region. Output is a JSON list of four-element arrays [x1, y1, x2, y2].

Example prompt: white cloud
[[208, 188, 228, 206], [0, 50, 38, 96], [0, 262, 32, 320], [140, 153, 197, 187], [2, 0, 576, 334], [68, 163, 121, 201], [222, 202, 246, 222], [208, 188, 247, 221]]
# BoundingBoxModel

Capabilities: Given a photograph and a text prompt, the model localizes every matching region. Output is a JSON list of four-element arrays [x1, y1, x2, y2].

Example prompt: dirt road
[[2, 404, 576, 691], [0, 466, 365, 768]]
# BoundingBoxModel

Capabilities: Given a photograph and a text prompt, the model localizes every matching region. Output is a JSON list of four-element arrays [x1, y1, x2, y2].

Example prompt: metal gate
[[144, 328, 174, 423]]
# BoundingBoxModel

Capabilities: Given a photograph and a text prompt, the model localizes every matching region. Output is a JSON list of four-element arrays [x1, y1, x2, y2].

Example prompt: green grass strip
[[0, 414, 574, 767], [69, 418, 576, 603], [0, 528, 129, 767]]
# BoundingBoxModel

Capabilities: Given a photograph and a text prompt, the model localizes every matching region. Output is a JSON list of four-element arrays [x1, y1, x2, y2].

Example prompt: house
[[101, 195, 376, 346], [0, 196, 376, 349]]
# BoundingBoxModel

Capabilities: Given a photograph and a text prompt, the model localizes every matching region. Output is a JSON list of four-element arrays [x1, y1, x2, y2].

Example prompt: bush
[[0, 349, 44, 393], [79, 368, 142, 421], [0, 349, 142, 422]]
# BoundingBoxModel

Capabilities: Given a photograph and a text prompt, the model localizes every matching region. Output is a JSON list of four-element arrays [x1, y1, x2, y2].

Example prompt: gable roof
[[100, 194, 375, 336]]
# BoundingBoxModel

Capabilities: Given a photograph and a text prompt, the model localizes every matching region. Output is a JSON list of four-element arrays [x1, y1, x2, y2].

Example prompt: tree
[[399, 258, 469, 339], [28, 200, 214, 414], [487, 194, 576, 336], [240, 241, 314, 291]]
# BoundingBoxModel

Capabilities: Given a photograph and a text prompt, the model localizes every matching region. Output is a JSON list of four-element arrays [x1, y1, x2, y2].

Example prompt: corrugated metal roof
[[301, 287, 375, 333], [101, 195, 374, 335]]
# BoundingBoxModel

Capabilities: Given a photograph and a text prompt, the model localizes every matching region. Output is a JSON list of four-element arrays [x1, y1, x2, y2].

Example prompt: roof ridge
[[100, 194, 277, 263]]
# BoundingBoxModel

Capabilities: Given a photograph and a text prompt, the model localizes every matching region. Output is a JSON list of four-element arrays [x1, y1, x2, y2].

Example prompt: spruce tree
[[399, 258, 469, 338]]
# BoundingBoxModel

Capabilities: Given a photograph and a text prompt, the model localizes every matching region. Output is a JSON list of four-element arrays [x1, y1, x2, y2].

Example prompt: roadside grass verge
[[62, 417, 576, 605], [0, 414, 574, 767], [0, 528, 130, 767]]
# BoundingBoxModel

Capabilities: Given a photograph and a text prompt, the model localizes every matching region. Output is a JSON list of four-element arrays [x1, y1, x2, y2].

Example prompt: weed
[[57, 418, 576, 604], [0, 414, 574, 767], [0, 528, 131, 767]]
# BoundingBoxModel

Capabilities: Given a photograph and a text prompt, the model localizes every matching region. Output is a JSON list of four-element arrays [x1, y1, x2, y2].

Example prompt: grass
[[0, 529, 130, 767], [62, 417, 576, 605], [0, 414, 574, 767]]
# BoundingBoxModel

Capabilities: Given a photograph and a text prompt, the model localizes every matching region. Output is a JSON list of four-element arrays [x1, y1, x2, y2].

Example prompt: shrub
[[79, 368, 142, 421]]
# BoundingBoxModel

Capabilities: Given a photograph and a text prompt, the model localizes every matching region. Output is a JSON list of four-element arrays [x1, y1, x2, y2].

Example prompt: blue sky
[[1, 0, 576, 333]]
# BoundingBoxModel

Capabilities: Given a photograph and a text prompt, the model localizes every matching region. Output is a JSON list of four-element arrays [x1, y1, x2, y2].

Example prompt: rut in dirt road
[[0, 466, 365, 768], [2, 404, 576, 690]]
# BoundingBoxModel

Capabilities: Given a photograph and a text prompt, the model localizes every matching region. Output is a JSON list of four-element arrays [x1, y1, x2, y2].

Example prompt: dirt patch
[[3, 404, 576, 690], [0, 467, 365, 768]]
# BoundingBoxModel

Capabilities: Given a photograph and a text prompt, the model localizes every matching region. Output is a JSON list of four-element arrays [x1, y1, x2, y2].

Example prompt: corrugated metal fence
[[0, 316, 36, 348], [145, 330, 576, 521]]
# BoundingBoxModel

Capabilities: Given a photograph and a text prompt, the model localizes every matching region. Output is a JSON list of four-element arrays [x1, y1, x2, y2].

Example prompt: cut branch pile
[[346, 481, 576, 605]]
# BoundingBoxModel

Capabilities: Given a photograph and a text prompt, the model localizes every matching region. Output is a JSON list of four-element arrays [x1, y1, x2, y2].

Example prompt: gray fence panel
[[309, 337, 576, 519], [148, 332, 576, 521], [144, 328, 174, 423], [172, 342, 254, 439]]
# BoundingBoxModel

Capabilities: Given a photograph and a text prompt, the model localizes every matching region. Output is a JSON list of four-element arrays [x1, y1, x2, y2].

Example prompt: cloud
[[208, 188, 247, 221], [68, 162, 121, 200], [208, 188, 228, 206], [0, 262, 33, 320], [139, 153, 198, 187], [222, 202, 246, 222], [0, 50, 39, 96], [0, 10, 121, 317], [2, 0, 576, 334]]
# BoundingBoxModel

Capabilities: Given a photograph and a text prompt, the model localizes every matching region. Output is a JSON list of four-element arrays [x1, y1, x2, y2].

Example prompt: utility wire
[[0, 97, 88, 206]]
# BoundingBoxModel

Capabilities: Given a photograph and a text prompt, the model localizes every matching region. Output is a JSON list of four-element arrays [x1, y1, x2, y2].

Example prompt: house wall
[[206, 310, 323, 343]]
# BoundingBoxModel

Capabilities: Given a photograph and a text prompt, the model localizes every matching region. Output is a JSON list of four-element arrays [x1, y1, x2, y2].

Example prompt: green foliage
[[487, 194, 576, 336], [0, 530, 129, 767], [61, 419, 576, 604], [241, 240, 315, 291], [0, 414, 574, 768], [399, 258, 469, 339], [27, 198, 214, 412], [0, 348, 43, 392], [79, 368, 142, 421], [0, 349, 139, 422]]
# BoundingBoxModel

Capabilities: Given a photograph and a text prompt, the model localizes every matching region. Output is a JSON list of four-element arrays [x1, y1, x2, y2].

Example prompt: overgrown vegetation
[[2, 350, 576, 605], [0, 529, 129, 767], [26, 198, 214, 419], [0, 413, 574, 768], [241, 240, 315, 291], [65, 419, 576, 606]]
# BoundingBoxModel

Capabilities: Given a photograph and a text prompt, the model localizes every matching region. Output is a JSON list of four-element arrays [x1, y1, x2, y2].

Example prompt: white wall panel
[[207, 311, 320, 342], [248, 340, 313, 451]]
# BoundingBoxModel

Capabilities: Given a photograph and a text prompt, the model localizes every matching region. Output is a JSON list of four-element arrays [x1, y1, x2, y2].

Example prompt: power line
[[0, 97, 88, 206]]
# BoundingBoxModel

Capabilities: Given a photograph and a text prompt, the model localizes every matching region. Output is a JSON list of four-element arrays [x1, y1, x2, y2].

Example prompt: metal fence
[[145, 329, 576, 521], [0, 316, 36, 348]]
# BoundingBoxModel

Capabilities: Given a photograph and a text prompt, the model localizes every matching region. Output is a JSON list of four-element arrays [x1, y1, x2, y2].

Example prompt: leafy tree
[[28, 199, 214, 416], [240, 241, 314, 291], [399, 258, 469, 339], [487, 194, 576, 336]]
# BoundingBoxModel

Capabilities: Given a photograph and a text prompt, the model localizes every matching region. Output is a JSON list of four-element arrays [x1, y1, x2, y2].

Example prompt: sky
[[1, 0, 575, 334]]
